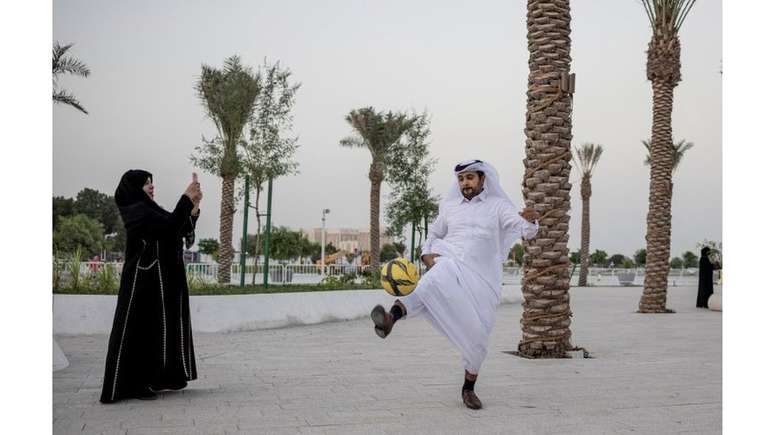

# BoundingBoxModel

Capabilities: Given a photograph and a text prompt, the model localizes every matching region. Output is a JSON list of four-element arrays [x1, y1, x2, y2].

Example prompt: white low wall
[[53, 285, 524, 336]]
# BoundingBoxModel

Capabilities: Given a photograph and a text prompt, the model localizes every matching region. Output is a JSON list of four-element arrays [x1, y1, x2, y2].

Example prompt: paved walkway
[[54, 286, 721, 434]]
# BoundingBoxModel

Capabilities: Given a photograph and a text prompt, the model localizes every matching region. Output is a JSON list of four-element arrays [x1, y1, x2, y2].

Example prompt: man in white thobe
[[370, 159, 540, 410]]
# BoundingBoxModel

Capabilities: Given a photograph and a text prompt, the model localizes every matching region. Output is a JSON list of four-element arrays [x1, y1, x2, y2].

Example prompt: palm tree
[[638, 0, 696, 313], [340, 107, 415, 278], [518, 0, 576, 358], [641, 139, 693, 174], [52, 42, 90, 114], [195, 56, 261, 284], [573, 143, 603, 287]]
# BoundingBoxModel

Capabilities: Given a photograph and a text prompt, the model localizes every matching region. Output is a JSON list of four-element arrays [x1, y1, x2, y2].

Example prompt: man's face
[[457, 171, 485, 200]]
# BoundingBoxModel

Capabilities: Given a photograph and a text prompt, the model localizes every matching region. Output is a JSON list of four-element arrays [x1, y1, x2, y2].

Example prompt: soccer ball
[[380, 257, 419, 296]]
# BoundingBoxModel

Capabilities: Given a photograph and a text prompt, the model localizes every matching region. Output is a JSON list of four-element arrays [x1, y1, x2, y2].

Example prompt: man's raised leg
[[370, 299, 406, 339]]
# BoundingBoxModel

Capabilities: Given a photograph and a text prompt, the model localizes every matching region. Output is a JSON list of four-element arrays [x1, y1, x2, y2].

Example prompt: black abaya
[[696, 249, 716, 308], [100, 170, 199, 403]]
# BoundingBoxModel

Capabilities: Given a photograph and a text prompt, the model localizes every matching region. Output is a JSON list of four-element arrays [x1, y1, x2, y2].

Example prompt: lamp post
[[321, 208, 330, 276]]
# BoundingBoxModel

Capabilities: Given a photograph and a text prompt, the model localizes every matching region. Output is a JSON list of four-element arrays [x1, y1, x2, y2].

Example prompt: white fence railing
[[502, 266, 720, 287], [189, 263, 374, 285], [57, 261, 719, 287]]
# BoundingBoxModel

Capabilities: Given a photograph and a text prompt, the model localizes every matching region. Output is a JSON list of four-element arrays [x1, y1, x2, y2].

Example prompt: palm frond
[[572, 143, 604, 176], [641, 138, 693, 173], [339, 136, 365, 148], [642, 140, 652, 166], [52, 41, 90, 114], [52, 42, 90, 78], [53, 90, 88, 114], [341, 107, 416, 163], [640, 0, 697, 35], [672, 139, 694, 172], [195, 55, 261, 145]]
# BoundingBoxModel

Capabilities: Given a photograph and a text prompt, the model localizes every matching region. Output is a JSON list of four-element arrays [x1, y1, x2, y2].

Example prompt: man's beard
[[462, 187, 481, 200]]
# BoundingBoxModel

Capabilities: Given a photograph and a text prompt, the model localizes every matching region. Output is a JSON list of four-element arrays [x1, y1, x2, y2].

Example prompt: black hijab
[[116, 169, 157, 208], [115, 169, 169, 227], [701, 247, 711, 258]]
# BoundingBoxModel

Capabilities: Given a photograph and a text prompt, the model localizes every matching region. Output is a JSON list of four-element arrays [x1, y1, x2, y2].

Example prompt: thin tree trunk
[[518, 0, 574, 358], [578, 176, 591, 286], [252, 186, 262, 285], [639, 80, 675, 312], [217, 175, 236, 284], [368, 161, 383, 279]]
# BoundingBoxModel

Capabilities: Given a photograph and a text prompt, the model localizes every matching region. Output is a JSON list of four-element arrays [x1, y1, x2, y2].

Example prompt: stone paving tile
[[55, 286, 721, 434]]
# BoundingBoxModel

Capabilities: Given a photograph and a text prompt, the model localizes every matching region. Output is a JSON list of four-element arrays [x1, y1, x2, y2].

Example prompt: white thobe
[[400, 189, 539, 373]]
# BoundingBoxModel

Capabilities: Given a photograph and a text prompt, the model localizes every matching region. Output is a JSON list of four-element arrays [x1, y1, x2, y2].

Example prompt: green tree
[[73, 188, 122, 235], [53, 42, 90, 114], [638, 0, 697, 313], [268, 227, 305, 261], [53, 196, 74, 229], [510, 244, 525, 265], [682, 251, 698, 268], [670, 257, 684, 269], [380, 244, 400, 262], [245, 227, 328, 262], [193, 55, 261, 283], [198, 238, 220, 261], [570, 250, 580, 265], [54, 190, 125, 255], [340, 107, 415, 276], [241, 59, 302, 277], [384, 111, 439, 254], [302, 239, 320, 261], [104, 224, 126, 255], [621, 258, 635, 269], [589, 250, 608, 267], [572, 143, 604, 286], [634, 249, 647, 267], [393, 241, 407, 256], [53, 214, 104, 256], [609, 254, 626, 267]]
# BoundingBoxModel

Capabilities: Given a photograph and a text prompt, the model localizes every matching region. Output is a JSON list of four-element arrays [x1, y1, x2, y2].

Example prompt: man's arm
[[420, 208, 448, 268], [499, 201, 540, 241]]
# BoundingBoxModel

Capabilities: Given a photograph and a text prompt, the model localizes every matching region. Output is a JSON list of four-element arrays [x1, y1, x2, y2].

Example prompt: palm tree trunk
[[639, 79, 675, 312], [518, 0, 574, 358], [578, 176, 591, 286], [217, 175, 236, 284], [368, 162, 383, 279]]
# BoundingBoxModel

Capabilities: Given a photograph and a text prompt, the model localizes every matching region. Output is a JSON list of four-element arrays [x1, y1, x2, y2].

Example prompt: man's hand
[[519, 207, 539, 224], [421, 254, 440, 269]]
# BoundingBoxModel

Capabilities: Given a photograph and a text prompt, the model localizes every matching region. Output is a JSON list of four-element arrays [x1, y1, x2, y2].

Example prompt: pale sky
[[53, 0, 721, 258]]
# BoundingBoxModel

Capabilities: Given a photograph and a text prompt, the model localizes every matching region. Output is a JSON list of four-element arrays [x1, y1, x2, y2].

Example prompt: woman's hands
[[184, 173, 203, 215]]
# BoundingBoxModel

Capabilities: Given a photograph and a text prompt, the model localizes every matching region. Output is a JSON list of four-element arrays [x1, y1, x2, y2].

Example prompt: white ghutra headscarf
[[445, 159, 514, 208], [443, 159, 521, 262]]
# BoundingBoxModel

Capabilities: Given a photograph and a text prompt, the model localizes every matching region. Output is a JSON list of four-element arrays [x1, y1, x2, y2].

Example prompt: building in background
[[302, 227, 394, 254]]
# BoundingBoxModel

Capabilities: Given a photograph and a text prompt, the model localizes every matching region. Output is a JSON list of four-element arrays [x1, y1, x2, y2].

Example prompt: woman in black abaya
[[696, 247, 718, 309], [100, 170, 202, 403]]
